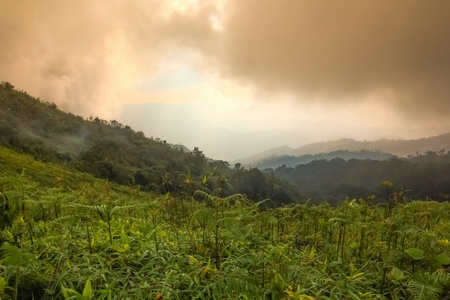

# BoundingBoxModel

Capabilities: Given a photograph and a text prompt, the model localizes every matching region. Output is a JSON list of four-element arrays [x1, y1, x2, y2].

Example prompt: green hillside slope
[[272, 155, 450, 203], [249, 149, 393, 169], [1, 144, 450, 299], [0, 82, 298, 205]]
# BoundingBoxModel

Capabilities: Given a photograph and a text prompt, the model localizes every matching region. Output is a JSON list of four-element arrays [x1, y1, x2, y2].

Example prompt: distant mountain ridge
[[237, 133, 450, 167], [248, 150, 394, 169], [290, 135, 450, 157]]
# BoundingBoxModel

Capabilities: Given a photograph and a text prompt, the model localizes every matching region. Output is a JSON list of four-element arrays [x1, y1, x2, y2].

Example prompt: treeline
[[249, 149, 393, 169], [269, 153, 450, 204], [0, 82, 298, 205]]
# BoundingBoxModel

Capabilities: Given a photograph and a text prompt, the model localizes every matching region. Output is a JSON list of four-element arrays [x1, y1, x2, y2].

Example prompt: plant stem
[[85, 218, 92, 252]]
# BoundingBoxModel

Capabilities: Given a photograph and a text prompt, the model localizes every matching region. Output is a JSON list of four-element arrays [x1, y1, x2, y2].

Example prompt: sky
[[1, 0, 450, 160]]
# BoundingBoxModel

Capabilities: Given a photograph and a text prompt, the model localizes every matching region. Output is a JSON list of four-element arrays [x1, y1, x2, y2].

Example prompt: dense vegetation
[[0, 82, 298, 206], [249, 150, 393, 169], [269, 153, 450, 204], [1, 145, 450, 299]]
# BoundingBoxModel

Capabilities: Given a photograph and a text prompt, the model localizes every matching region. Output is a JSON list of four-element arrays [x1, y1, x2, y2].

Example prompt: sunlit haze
[[1, 0, 450, 160]]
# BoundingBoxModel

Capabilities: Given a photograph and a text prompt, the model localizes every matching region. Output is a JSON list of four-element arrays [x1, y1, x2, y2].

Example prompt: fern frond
[[430, 269, 450, 286], [0, 242, 34, 266], [407, 272, 442, 300], [222, 194, 244, 204], [192, 190, 215, 206], [221, 217, 244, 239], [190, 209, 215, 228], [47, 214, 79, 225]]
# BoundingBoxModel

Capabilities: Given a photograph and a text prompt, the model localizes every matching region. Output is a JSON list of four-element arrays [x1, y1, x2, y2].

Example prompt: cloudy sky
[[1, 0, 450, 160]]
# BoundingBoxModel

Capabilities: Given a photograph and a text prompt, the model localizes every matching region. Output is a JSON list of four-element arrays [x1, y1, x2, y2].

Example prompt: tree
[[193, 147, 204, 157], [1, 81, 14, 89]]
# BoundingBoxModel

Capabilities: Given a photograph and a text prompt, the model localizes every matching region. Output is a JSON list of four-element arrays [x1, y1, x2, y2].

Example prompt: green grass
[[0, 146, 450, 299]]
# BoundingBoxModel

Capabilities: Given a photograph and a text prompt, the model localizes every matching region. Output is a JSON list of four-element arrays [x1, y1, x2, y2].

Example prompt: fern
[[189, 209, 213, 227], [430, 269, 450, 286], [221, 216, 245, 240], [0, 243, 32, 267], [407, 272, 443, 300], [0, 242, 35, 300], [47, 214, 79, 225]]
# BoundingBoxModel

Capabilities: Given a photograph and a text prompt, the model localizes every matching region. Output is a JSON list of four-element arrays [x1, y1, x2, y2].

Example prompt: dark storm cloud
[[212, 0, 450, 118], [1, 0, 449, 121]]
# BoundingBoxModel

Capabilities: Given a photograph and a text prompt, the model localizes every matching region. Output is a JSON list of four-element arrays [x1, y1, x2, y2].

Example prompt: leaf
[[82, 278, 93, 298], [347, 290, 361, 300], [61, 286, 82, 299], [0, 242, 33, 266], [405, 248, 424, 260], [211, 166, 217, 177], [407, 276, 442, 300], [382, 180, 393, 187], [0, 276, 8, 294], [194, 274, 200, 285], [190, 209, 215, 228], [434, 253, 450, 265], [391, 267, 405, 281], [96, 282, 115, 299]]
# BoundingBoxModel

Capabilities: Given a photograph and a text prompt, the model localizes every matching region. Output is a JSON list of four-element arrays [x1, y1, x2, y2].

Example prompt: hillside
[[271, 153, 450, 203], [247, 149, 393, 169], [291, 135, 450, 157], [2, 81, 450, 206], [238, 134, 450, 167], [0, 82, 298, 205], [0, 143, 139, 199], [1, 139, 450, 299], [231, 145, 296, 166]]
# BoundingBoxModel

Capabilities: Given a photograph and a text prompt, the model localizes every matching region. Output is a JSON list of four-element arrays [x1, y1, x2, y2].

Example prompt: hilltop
[[238, 134, 450, 168], [246, 149, 393, 169], [290, 135, 450, 157], [0, 82, 298, 205]]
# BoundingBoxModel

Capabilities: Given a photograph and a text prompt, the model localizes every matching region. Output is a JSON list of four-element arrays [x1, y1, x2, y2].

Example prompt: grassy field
[[1, 146, 449, 299]]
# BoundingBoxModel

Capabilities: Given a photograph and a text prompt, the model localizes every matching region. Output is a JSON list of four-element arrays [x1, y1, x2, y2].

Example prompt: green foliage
[[0, 89, 450, 298], [252, 149, 394, 169], [405, 248, 425, 260], [433, 253, 449, 265], [273, 155, 450, 202], [407, 272, 443, 300], [61, 278, 94, 300]]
